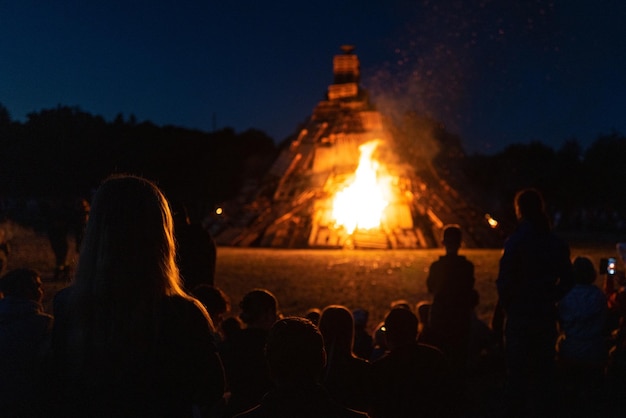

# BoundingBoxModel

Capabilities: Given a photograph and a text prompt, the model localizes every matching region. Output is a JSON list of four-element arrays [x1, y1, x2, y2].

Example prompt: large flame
[[331, 140, 392, 234]]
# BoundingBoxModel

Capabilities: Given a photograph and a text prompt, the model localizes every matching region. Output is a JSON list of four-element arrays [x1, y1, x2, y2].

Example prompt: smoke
[[363, 0, 561, 153]]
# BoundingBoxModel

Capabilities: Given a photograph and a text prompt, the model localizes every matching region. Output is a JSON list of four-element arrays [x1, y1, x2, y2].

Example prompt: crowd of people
[[1, 175, 626, 418]]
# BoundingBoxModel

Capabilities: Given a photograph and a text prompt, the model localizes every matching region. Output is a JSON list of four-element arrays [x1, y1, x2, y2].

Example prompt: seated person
[[369, 307, 450, 418], [0, 268, 53, 416], [235, 317, 368, 417]]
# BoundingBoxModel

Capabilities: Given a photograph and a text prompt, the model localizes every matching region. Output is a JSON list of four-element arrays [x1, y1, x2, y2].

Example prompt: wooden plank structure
[[212, 46, 502, 249]]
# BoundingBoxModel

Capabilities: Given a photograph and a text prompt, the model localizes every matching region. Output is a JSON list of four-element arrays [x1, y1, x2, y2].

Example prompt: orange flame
[[331, 140, 392, 234]]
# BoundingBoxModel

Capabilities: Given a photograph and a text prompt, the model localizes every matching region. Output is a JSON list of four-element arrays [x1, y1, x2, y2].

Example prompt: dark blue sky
[[1, 1, 624, 154]]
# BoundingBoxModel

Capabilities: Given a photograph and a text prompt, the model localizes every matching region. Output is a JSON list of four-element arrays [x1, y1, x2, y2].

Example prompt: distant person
[[219, 316, 244, 352], [221, 288, 280, 417], [496, 188, 574, 417], [0, 227, 9, 276], [234, 317, 369, 418], [42, 198, 72, 280], [318, 305, 372, 412], [425, 224, 476, 373], [173, 202, 217, 291], [0, 268, 53, 417], [389, 299, 412, 311], [352, 308, 373, 361], [192, 284, 231, 341], [369, 307, 449, 418], [304, 307, 321, 326], [43, 197, 89, 281], [557, 256, 609, 413], [70, 197, 90, 252], [47, 175, 225, 417]]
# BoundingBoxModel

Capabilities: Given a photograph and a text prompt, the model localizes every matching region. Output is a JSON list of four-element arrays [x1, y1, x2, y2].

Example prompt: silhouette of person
[[173, 202, 217, 291], [426, 224, 476, 374], [369, 307, 449, 418], [192, 284, 231, 339], [47, 175, 225, 418], [0, 268, 53, 417], [42, 198, 72, 280], [556, 256, 609, 415], [496, 188, 574, 417], [318, 305, 372, 412], [234, 317, 369, 418], [221, 288, 280, 417], [352, 308, 373, 361], [43, 197, 89, 281], [304, 307, 321, 326], [0, 227, 9, 276]]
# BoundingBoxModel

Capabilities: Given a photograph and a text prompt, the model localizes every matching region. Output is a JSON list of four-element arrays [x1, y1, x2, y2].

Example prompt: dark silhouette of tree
[[1, 105, 277, 228], [2, 103, 624, 239], [583, 132, 626, 212]]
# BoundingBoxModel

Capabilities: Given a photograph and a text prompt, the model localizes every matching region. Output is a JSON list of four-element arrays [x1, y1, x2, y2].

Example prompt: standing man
[[496, 188, 574, 417], [426, 224, 475, 373]]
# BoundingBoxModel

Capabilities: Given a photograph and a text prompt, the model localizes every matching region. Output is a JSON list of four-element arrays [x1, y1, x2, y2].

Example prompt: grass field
[[2, 221, 619, 333]]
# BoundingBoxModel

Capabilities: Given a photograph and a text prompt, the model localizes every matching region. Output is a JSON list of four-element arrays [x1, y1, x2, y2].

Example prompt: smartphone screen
[[608, 257, 617, 275]]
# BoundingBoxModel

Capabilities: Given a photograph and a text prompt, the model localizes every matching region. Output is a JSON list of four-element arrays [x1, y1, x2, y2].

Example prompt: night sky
[[1, 0, 625, 154]]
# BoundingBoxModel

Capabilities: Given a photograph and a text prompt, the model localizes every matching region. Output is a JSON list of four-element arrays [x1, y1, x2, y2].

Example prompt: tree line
[[0, 104, 279, 224], [1, 104, 624, 235], [396, 113, 626, 235]]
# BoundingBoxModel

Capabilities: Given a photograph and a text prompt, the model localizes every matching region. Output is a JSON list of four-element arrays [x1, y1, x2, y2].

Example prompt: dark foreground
[[6, 225, 623, 418]]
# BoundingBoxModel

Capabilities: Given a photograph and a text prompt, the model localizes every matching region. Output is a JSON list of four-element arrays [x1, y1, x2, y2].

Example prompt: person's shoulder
[[232, 404, 263, 417], [162, 295, 211, 324], [455, 254, 474, 267], [164, 293, 205, 311]]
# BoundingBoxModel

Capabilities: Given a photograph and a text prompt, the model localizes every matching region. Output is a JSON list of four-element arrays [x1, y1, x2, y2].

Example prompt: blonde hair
[[67, 175, 210, 360], [74, 175, 185, 298]]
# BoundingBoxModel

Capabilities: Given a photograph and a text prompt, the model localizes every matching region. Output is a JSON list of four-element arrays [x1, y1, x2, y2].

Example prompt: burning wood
[[331, 140, 390, 234], [211, 46, 505, 249]]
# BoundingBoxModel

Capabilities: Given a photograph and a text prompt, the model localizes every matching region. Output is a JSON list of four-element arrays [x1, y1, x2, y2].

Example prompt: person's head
[[442, 224, 462, 253], [573, 256, 597, 285], [514, 188, 550, 230], [384, 307, 418, 349], [0, 268, 43, 302], [318, 305, 355, 356], [265, 317, 325, 385], [192, 285, 230, 326], [390, 299, 412, 311], [74, 174, 185, 303], [239, 288, 279, 330], [304, 308, 321, 326]]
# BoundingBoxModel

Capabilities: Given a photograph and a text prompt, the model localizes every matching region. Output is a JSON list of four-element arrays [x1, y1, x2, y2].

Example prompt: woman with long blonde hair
[[48, 174, 224, 417]]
